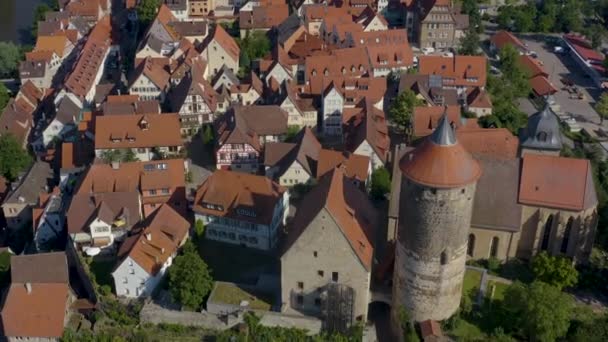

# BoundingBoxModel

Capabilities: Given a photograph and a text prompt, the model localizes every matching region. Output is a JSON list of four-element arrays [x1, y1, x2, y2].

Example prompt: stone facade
[[418, 4, 456, 49], [281, 208, 371, 322], [393, 181, 477, 322]]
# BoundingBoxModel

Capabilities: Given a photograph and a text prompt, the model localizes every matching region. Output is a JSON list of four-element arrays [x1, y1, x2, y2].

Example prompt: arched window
[[440, 251, 447, 265], [490, 237, 499, 258], [541, 215, 553, 251], [561, 217, 573, 254], [467, 234, 476, 257]]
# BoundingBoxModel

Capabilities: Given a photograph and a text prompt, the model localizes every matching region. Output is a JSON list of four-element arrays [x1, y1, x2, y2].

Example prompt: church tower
[[392, 114, 481, 323]]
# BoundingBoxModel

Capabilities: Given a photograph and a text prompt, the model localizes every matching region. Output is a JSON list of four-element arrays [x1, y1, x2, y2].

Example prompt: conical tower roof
[[400, 113, 481, 188]]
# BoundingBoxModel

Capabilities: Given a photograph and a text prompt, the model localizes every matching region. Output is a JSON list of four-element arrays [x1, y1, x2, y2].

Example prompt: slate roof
[[520, 104, 563, 152]]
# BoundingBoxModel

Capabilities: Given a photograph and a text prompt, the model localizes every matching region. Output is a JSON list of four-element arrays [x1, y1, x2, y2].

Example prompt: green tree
[[503, 281, 573, 342], [168, 241, 213, 310], [137, 0, 161, 26], [32, 4, 52, 39], [194, 219, 205, 240], [389, 90, 423, 134], [0, 83, 9, 111], [398, 307, 420, 342], [285, 125, 300, 142], [585, 24, 606, 49], [0, 134, 31, 181], [0, 42, 22, 78], [530, 252, 578, 290], [370, 167, 391, 200], [596, 92, 608, 125], [201, 124, 214, 145], [570, 313, 608, 342], [0, 251, 10, 289], [122, 149, 138, 162], [459, 26, 480, 55]]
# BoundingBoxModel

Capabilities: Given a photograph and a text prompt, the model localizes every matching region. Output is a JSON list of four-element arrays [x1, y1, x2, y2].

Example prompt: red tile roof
[[193, 170, 286, 226], [456, 128, 519, 159], [412, 105, 461, 137], [530, 75, 558, 97], [564, 34, 604, 63], [519, 154, 597, 211], [519, 55, 547, 78], [283, 168, 376, 270], [418, 55, 487, 88], [490, 30, 526, 51], [65, 16, 112, 98], [94, 113, 182, 149]]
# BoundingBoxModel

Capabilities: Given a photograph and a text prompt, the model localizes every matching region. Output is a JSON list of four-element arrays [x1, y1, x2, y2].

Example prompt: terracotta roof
[[117, 204, 189, 275], [65, 16, 112, 98], [61, 139, 94, 170], [193, 170, 286, 226], [305, 47, 370, 79], [519, 55, 547, 78], [66, 0, 102, 18], [400, 114, 481, 188], [0, 99, 33, 145], [67, 191, 141, 234], [412, 105, 462, 137], [519, 154, 597, 211], [131, 57, 171, 91], [75, 159, 186, 196], [35, 35, 70, 58], [466, 87, 492, 109], [263, 127, 322, 177], [10, 252, 69, 284], [317, 150, 370, 182], [102, 95, 161, 115], [215, 106, 288, 151], [418, 55, 487, 88], [94, 113, 182, 149], [169, 64, 217, 113], [530, 75, 558, 97], [1, 283, 70, 338], [239, 5, 290, 30], [350, 30, 414, 69], [345, 104, 390, 164], [491, 30, 527, 51], [564, 34, 605, 63], [420, 320, 443, 339], [456, 128, 519, 159], [209, 25, 240, 63], [283, 168, 376, 270]]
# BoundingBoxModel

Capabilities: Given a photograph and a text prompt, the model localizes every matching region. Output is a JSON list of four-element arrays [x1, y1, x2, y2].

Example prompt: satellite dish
[[85, 247, 101, 256]]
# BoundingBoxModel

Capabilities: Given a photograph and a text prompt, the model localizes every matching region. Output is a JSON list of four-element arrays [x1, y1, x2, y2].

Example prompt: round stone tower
[[392, 114, 481, 323]]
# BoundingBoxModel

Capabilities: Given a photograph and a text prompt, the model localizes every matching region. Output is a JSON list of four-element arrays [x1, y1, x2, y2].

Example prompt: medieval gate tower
[[392, 115, 481, 323]]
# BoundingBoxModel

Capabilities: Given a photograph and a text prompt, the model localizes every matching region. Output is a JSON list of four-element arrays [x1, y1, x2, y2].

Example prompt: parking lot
[[519, 36, 604, 132]]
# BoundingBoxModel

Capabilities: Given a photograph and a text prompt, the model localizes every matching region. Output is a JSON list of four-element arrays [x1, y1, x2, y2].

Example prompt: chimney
[[111, 161, 120, 170], [25, 282, 32, 294], [146, 233, 152, 241]]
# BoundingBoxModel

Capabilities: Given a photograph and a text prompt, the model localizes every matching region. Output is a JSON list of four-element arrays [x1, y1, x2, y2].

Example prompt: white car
[[554, 46, 565, 54], [422, 47, 435, 55]]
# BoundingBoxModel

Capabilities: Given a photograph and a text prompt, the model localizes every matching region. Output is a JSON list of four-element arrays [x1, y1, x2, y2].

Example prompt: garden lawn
[[450, 318, 487, 341], [196, 239, 277, 284], [463, 268, 482, 298], [487, 280, 509, 301], [210, 282, 272, 311]]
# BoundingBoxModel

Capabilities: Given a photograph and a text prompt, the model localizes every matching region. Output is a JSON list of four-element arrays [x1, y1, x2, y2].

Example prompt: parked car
[[554, 46, 566, 54]]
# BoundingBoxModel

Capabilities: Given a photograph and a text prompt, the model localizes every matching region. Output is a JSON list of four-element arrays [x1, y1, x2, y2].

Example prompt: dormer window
[[351, 66, 356, 72], [324, 68, 329, 76], [139, 117, 149, 130], [536, 131, 548, 142], [341, 67, 346, 74], [312, 69, 317, 76]]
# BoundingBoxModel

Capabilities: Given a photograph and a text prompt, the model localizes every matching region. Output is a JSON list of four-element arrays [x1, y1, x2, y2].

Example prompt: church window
[[440, 251, 447, 265], [541, 215, 553, 251], [467, 234, 476, 257], [561, 218, 573, 254], [490, 237, 499, 258]]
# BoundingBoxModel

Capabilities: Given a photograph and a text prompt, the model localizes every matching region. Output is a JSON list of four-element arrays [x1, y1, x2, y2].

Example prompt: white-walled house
[[32, 94, 82, 153], [193, 170, 289, 251], [113, 204, 189, 298], [322, 85, 344, 136], [201, 25, 240, 77], [345, 105, 390, 170], [33, 191, 65, 252], [128, 58, 171, 102]]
